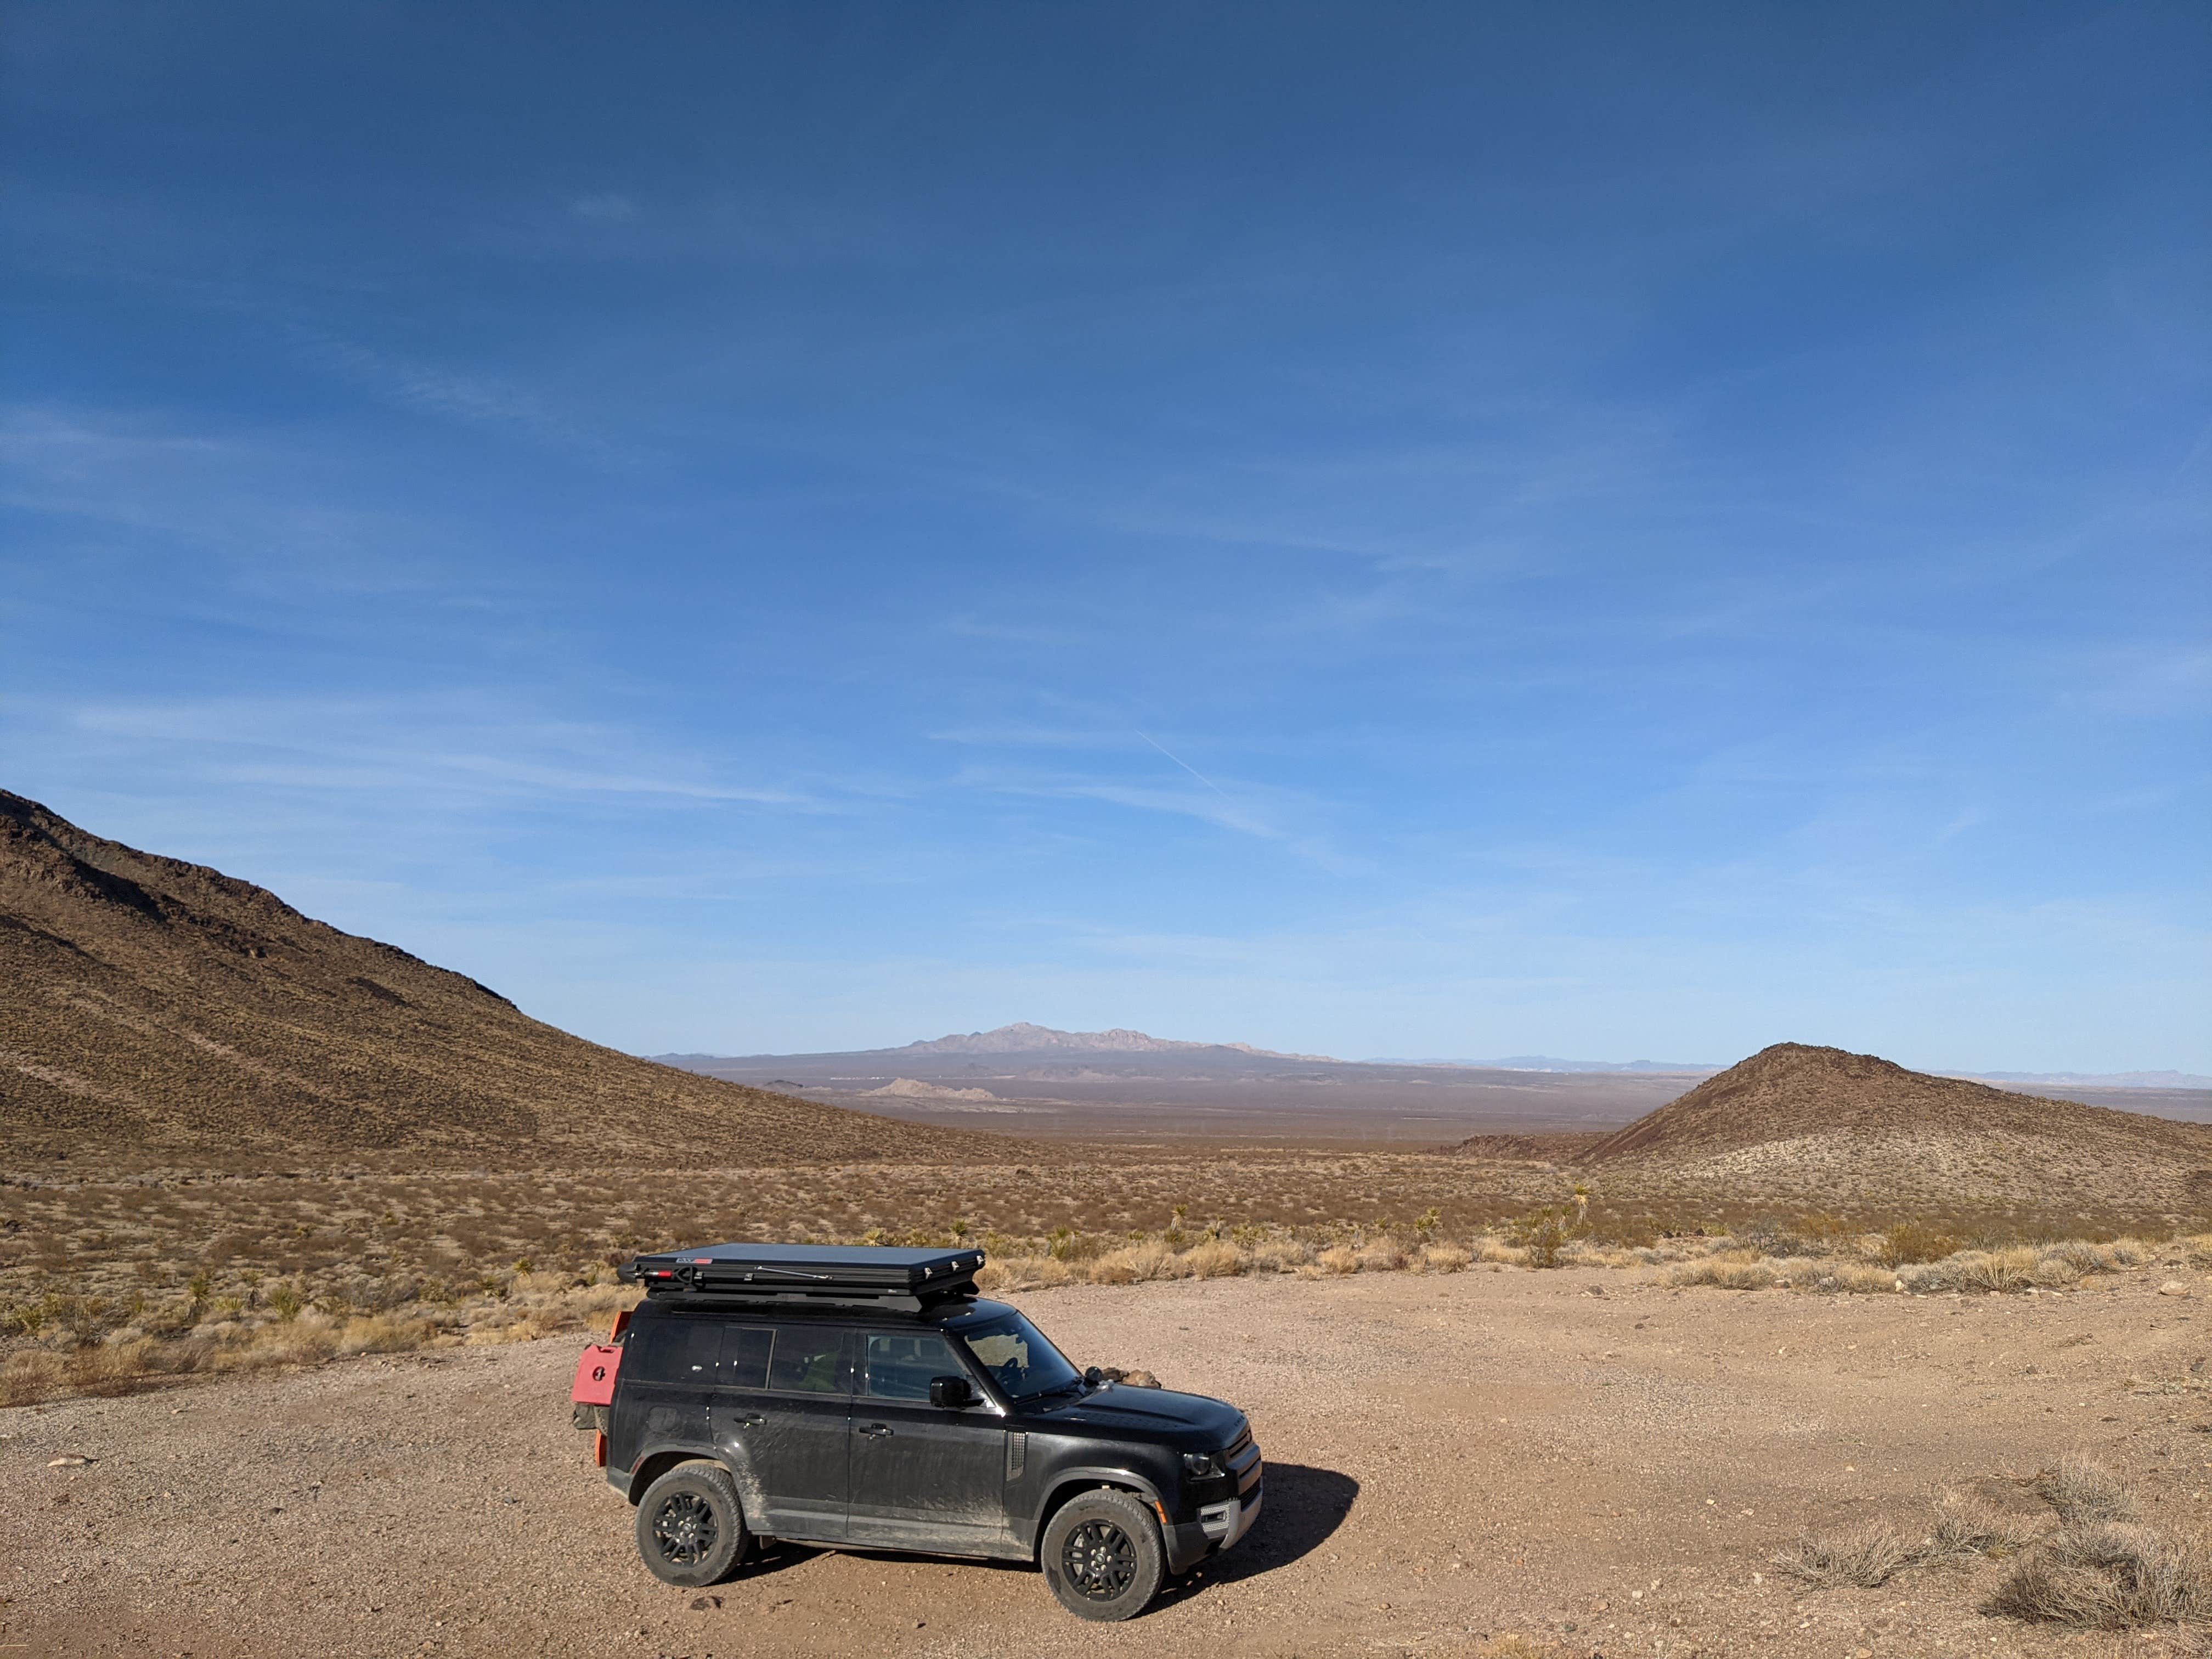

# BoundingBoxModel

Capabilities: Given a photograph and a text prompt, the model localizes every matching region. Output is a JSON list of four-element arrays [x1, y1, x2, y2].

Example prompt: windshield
[[957, 1312, 1084, 1400]]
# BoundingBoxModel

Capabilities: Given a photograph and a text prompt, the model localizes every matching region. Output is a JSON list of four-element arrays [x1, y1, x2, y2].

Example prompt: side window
[[678, 1320, 720, 1378], [719, 1325, 774, 1389], [769, 1325, 850, 1394], [865, 1332, 962, 1401]]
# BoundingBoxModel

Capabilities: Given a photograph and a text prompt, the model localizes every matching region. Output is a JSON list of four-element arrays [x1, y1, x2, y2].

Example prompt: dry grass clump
[[1663, 1228, 2207, 1299], [1777, 1520, 1918, 1588], [1356, 1235, 1409, 1273], [1987, 1521, 2210, 1629], [1985, 1458, 2209, 1630], [1780, 1498, 2044, 1589], [1314, 1244, 1360, 1276], [1925, 1499, 2042, 1562], [1090, 1240, 1191, 1285], [1420, 1242, 1472, 1272], [2037, 1455, 2138, 1525], [1787, 1458, 2210, 1635]]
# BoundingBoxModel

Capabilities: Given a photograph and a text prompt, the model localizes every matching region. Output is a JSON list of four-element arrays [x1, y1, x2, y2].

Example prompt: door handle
[[732, 1413, 764, 1427], [856, 1423, 893, 1438]]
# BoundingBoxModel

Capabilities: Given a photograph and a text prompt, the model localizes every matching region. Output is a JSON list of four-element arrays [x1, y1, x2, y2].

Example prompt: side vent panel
[[1005, 1431, 1027, 1481]]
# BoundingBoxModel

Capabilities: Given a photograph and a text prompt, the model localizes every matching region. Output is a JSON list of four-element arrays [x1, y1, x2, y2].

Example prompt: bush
[[1882, 1221, 1959, 1267], [1514, 1210, 1570, 1269], [1987, 1523, 2209, 1629], [1180, 1240, 1246, 1279], [1356, 1237, 1408, 1273], [1777, 1521, 1917, 1588], [1316, 1245, 1359, 1276]]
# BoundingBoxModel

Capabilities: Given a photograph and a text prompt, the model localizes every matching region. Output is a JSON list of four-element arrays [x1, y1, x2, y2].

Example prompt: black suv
[[569, 1243, 1263, 1621]]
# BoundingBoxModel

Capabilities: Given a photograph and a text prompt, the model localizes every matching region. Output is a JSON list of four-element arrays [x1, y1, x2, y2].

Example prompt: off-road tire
[[1040, 1488, 1166, 1621], [634, 1462, 748, 1588]]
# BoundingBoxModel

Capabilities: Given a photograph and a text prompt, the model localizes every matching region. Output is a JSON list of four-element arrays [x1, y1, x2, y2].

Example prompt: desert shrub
[[266, 1280, 304, 1322], [1316, 1245, 1359, 1276], [1949, 1248, 2038, 1294], [1883, 1221, 1959, 1267], [334, 1314, 427, 1356], [1248, 1237, 1312, 1273], [1475, 1237, 1527, 1266], [1090, 1240, 1189, 1285], [2031, 1252, 2085, 1288], [1421, 1243, 1471, 1272], [1988, 1522, 2210, 1629], [1928, 1500, 2042, 1561], [1180, 1240, 1246, 1279], [1356, 1236, 1408, 1273], [1672, 1255, 1776, 1291], [1793, 1261, 1900, 1295], [2038, 1457, 2137, 1525], [1513, 1210, 1570, 1269], [1777, 1521, 1918, 1588]]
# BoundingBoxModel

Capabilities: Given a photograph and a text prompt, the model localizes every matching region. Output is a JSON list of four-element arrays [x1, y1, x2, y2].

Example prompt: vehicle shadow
[[1153, 1462, 1359, 1606]]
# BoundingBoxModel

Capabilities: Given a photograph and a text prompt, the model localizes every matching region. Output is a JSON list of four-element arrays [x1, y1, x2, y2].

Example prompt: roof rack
[[616, 1243, 987, 1311]]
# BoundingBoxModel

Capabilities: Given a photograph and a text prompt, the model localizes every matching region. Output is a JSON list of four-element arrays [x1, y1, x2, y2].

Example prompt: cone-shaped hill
[[1573, 1042, 2211, 1215], [0, 791, 1002, 1172]]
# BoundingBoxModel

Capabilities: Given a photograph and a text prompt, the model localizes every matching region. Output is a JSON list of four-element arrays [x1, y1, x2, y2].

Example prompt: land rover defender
[[569, 1243, 1263, 1621]]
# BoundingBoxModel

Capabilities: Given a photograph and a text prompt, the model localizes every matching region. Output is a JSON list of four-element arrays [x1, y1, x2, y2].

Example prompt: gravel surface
[[5, 1268, 2208, 1657]]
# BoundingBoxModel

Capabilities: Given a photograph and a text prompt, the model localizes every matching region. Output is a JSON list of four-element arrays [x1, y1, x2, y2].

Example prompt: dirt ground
[[3, 1268, 2207, 1659]]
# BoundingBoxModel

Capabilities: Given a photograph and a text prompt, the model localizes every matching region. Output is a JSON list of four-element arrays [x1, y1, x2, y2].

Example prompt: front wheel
[[1040, 1488, 1166, 1621], [634, 1462, 748, 1588]]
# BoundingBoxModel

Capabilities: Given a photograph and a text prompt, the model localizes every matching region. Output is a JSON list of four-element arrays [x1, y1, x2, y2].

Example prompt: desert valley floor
[[7, 1266, 2211, 1659]]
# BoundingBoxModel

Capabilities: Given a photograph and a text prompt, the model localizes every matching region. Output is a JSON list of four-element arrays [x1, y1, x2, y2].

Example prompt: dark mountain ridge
[[0, 791, 994, 1171]]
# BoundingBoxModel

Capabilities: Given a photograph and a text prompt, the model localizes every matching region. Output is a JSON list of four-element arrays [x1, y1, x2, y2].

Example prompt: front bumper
[[1163, 1480, 1263, 1575]]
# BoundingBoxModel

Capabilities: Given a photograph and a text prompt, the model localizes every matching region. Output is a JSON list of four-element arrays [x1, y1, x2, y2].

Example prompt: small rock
[[47, 1455, 91, 1468], [2157, 1281, 2190, 1297]]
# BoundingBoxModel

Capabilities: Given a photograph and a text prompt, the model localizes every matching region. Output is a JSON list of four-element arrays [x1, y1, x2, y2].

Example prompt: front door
[[710, 1323, 855, 1543], [847, 1330, 1009, 1554]]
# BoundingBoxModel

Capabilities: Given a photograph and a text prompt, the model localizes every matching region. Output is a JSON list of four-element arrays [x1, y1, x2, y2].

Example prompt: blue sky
[[4, 3, 2207, 1071]]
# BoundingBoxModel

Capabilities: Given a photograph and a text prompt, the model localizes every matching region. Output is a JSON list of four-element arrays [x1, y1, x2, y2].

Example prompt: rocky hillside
[[1576, 1042, 2211, 1215], [0, 791, 998, 1171]]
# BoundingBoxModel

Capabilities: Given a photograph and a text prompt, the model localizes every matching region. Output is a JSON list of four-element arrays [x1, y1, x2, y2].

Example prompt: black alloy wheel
[[651, 1491, 719, 1566], [633, 1462, 748, 1588], [1061, 1517, 1138, 1600], [1040, 1488, 1166, 1621]]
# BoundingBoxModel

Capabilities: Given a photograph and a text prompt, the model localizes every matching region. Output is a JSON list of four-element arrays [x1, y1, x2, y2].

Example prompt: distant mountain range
[[658, 1025, 2210, 1093], [897, 1022, 1339, 1062], [1373, 1055, 1724, 1074]]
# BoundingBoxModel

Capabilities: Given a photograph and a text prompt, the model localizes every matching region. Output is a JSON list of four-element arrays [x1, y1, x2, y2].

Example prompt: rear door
[[709, 1323, 856, 1543], [847, 1329, 1011, 1553]]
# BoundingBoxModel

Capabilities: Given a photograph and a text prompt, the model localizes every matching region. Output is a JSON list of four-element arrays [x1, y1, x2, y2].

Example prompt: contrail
[[1135, 730, 1232, 798]]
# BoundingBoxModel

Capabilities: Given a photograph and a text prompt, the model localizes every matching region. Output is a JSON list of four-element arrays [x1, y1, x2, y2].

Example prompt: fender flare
[[1030, 1465, 1170, 1546], [622, 1441, 727, 1504]]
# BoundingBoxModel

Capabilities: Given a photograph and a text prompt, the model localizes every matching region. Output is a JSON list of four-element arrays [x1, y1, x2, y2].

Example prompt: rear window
[[627, 1317, 774, 1385]]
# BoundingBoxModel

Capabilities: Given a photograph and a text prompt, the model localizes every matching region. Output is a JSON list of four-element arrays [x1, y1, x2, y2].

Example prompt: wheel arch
[[1032, 1468, 1168, 1555], [624, 1446, 726, 1505]]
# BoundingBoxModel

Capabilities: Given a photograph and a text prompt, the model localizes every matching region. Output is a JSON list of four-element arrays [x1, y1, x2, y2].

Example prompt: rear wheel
[[634, 1462, 748, 1588], [1040, 1488, 1165, 1621]]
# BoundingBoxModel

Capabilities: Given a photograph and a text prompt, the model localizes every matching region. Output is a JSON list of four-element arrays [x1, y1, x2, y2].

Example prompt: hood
[[1020, 1384, 1245, 1447]]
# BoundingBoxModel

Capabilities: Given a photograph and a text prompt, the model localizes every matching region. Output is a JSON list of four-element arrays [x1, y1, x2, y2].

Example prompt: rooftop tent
[[617, 1242, 986, 1308]]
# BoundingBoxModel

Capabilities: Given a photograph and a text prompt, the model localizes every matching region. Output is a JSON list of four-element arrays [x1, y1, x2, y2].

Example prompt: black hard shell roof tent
[[616, 1243, 986, 1312]]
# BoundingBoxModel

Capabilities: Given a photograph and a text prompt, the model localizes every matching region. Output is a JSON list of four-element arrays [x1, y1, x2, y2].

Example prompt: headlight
[[1182, 1452, 1220, 1477]]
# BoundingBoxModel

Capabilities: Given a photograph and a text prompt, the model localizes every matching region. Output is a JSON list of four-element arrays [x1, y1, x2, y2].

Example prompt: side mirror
[[1083, 1365, 1104, 1386], [929, 1375, 975, 1409]]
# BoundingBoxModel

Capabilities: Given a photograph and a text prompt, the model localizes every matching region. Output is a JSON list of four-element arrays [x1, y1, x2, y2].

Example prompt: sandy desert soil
[[5, 1268, 2209, 1659]]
